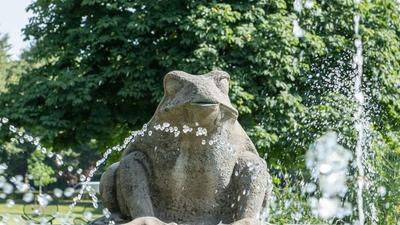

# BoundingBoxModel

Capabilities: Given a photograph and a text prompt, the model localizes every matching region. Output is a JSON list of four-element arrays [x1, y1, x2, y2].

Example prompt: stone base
[[88, 216, 264, 225]]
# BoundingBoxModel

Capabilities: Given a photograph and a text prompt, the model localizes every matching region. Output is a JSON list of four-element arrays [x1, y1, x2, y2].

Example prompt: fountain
[[91, 70, 272, 225], [1, 71, 275, 225], [0, 1, 396, 224]]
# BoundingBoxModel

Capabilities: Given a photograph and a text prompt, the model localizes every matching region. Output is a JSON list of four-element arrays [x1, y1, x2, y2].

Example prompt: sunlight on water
[[306, 132, 352, 219], [353, 2, 367, 224]]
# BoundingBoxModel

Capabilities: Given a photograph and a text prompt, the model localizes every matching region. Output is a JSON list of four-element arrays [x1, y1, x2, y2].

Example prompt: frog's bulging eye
[[164, 75, 183, 95], [215, 77, 229, 95]]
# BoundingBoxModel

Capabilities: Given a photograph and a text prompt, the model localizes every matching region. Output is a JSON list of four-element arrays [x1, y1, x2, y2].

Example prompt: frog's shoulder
[[121, 121, 172, 157], [121, 126, 159, 157], [230, 121, 259, 155]]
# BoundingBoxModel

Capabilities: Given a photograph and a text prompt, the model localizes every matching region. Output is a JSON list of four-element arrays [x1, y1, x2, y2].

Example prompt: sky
[[0, 0, 33, 59]]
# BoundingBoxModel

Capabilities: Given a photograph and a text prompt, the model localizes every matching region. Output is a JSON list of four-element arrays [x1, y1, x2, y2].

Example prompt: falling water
[[306, 132, 353, 219], [353, 2, 366, 224]]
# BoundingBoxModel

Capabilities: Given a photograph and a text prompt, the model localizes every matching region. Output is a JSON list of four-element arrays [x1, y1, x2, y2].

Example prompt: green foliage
[[0, 0, 399, 223], [27, 149, 57, 189], [0, 33, 27, 93], [370, 132, 400, 223], [269, 180, 330, 224], [0, 33, 12, 92]]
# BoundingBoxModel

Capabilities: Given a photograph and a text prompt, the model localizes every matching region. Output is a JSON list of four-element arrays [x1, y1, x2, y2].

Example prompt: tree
[[28, 149, 57, 193], [0, 33, 27, 93], [0, 33, 12, 92], [0, 0, 399, 223]]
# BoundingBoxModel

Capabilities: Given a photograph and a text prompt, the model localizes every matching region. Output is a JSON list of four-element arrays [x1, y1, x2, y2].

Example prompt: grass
[[0, 200, 103, 225]]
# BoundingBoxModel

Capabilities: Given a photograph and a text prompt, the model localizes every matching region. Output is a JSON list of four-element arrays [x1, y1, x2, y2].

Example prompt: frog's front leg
[[100, 162, 126, 222], [226, 151, 272, 222], [116, 151, 155, 219]]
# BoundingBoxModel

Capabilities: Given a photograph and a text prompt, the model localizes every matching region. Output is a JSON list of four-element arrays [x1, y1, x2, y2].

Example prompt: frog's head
[[153, 70, 238, 128]]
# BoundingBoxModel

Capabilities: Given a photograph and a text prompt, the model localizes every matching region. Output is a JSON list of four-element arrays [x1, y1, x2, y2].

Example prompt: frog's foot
[[226, 151, 272, 221], [227, 218, 261, 225], [123, 217, 177, 225], [87, 213, 128, 225]]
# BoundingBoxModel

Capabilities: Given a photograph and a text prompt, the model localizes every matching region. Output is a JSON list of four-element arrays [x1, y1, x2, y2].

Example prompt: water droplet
[[47, 152, 54, 158], [0, 163, 8, 174], [40, 147, 47, 154], [3, 183, 13, 194], [83, 211, 93, 220], [305, 183, 317, 193], [80, 175, 86, 182], [293, 20, 304, 38], [1, 117, 9, 123], [64, 187, 75, 197], [6, 199, 15, 208], [378, 186, 386, 197], [319, 163, 332, 174], [9, 125, 17, 133], [293, 0, 302, 12], [305, 0, 313, 9], [37, 194, 52, 207], [23, 192, 34, 202], [54, 188, 63, 198], [103, 208, 111, 218], [16, 183, 29, 193]]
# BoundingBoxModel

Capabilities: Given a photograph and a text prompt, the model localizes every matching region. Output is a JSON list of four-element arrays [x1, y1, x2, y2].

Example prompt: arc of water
[[2, 116, 257, 224], [0, 117, 65, 166], [64, 123, 212, 222], [0, 117, 105, 220]]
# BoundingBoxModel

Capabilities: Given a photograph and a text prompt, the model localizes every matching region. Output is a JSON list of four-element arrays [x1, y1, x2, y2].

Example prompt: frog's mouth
[[190, 101, 219, 107]]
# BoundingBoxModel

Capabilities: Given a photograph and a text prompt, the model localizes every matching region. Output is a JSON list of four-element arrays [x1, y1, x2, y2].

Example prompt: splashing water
[[353, 3, 367, 224], [306, 132, 353, 219], [292, 0, 305, 38], [0, 117, 65, 167], [2, 116, 246, 224]]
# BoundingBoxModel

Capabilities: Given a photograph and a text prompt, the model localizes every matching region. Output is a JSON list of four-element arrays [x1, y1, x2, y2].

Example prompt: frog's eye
[[215, 76, 229, 95], [164, 73, 184, 95]]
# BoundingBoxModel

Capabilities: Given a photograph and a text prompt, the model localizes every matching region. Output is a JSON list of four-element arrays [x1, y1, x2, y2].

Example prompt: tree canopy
[[2, 0, 399, 163]]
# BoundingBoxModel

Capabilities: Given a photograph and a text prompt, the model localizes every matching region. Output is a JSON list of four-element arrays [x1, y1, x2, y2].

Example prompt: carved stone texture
[[94, 71, 272, 225]]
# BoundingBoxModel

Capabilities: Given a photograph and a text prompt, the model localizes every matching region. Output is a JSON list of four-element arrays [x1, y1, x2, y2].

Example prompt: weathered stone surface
[[90, 217, 262, 225], [93, 71, 272, 225]]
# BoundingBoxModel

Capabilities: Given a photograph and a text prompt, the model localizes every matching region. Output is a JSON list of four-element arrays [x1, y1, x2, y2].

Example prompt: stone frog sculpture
[[98, 71, 272, 225]]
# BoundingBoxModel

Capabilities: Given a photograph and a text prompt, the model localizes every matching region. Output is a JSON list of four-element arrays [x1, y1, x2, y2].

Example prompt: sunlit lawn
[[0, 200, 103, 224]]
